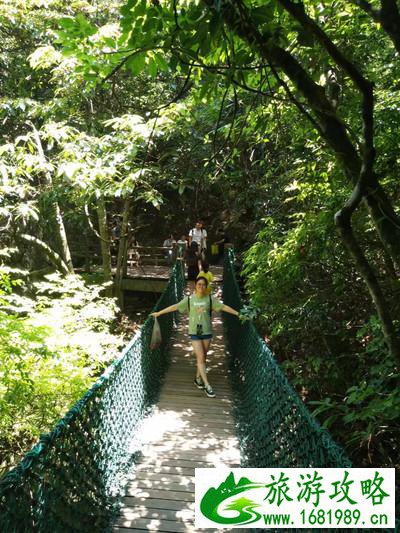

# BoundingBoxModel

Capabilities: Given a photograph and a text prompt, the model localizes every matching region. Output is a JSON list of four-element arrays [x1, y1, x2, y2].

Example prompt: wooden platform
[[119, 265, 223, 293], [113, 303, 241, 532]]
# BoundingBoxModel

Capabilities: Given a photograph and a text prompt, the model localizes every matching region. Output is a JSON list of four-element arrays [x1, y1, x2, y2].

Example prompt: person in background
[[189, 221, 207, 260], [197, 260, 213, 295], [199, 220, 208, 260], [163, 234, 176, 265], [215, 227, 231, 265], [176, 235, 188, 260], [185, 241, 200, 287]]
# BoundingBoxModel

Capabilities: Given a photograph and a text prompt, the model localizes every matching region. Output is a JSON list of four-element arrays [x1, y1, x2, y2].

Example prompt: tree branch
[[20, 234, 70, 275], [84, 204, 109, 242]]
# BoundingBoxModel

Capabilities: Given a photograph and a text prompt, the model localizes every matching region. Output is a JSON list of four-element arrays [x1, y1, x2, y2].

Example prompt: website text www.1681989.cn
[[262, 508, 389, 527]]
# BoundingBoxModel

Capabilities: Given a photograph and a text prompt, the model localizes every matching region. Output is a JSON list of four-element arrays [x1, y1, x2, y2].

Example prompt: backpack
[[187, 295, 212, 317]]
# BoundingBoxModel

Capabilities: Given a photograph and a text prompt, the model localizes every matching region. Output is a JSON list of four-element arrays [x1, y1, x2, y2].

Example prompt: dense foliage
[[1, 0, 399, 475], [0, 270, 123, 474]]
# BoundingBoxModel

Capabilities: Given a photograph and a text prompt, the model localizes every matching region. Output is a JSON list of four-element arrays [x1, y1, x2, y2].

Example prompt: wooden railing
[[126, 245, 177, 267]]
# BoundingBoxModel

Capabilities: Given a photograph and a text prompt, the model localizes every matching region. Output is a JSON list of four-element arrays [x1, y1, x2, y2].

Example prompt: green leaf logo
[[200, 472, 267, 525]]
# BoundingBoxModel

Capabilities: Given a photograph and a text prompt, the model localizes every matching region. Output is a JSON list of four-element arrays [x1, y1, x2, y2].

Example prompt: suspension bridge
[[0, 250, 364, 532]]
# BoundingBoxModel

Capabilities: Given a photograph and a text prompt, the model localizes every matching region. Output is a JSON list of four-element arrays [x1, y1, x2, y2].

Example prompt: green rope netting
[[222, 252, 398, 533], [222, 248, 351, 469], [0, 262, 185, 533]]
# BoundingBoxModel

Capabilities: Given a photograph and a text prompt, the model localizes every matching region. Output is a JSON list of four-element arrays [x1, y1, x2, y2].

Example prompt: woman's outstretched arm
[[151, 304, 178, 318], [221, 304, 239, 317]]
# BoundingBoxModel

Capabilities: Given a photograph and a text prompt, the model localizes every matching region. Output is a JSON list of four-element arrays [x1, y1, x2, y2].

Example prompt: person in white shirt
[[163, 234, 176, 264], [176, 235, 188, 259], [189, 221, 207, 259]]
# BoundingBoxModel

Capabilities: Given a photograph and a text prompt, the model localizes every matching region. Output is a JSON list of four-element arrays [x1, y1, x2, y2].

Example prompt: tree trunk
[[115, 197, 131, 307], [335, 212, 400, 363], [54, 203, 74, 274], [30, 124, 74, 274], [96, 198, 112, 282], [363, 184, 400, 274]]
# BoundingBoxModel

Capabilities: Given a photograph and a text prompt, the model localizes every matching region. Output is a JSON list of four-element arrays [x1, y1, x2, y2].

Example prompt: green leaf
[[126, 53, 146, 75], [134, 0, 147, 17], [143, 16, 157, 33], [147, 57, 158, 78], [58, 17, 76, 30], [251, 5, 275, 25], [209, 13, 221, 39], [75, 14, 97, 37], [154, 52, 169, 72]]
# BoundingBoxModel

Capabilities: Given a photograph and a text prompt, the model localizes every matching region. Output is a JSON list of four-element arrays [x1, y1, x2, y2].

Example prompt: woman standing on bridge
[[151, 276, 240, 398]]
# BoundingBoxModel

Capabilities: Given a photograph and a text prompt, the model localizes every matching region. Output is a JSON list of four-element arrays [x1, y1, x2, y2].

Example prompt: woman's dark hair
[[200, 260, 209, 273], [190, 241, 199, 251], [195, 276, 209, 287]]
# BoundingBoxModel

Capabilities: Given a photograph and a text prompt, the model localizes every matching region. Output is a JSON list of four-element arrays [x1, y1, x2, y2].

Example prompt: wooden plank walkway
[[113, 296, 241, 532]]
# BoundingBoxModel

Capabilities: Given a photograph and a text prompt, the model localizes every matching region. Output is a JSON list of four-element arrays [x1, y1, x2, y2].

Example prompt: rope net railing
[[0, 262, 185, 533], [223, 250, 400, 533], [222, 248, 351, 469]]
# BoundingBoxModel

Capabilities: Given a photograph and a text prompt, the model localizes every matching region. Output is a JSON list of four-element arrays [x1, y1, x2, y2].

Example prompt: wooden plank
[[162, 381, 231, 389], [156, 403, 233, 415], [115, 519, 235, 533], [113, 529, 228, 533], [156, 398, 233, 407], [126, 488, 195, 501], [138, 447, 240, 460], [157, 395, 232, 406], [134, 465, 198, 476], [138, 449, 240, 463], [159, 399, 233, 408], [155, 409, 234, 418], [113, 518, 196, 533], [163, 376, 231, 384], [160, 386, 232, 394], [154, 410, 234, 422], [136, 458, 239, 469], [144, 439, 239, 451], [116, 507, 194, 523], [159, 391, 232, 399], [113, 525, 234, 533], [165, 375, 231, 381], [163, 419, 235, 429], [159, 384, 232, 393], [143, 410, 234, 423], [145, 428, 236, 439], [115, 517, 194, 532], [114, 522, 190, 532], [121, 497, 195, 511], [161, 386, 232, 395], [127, 480, 195, 493], [132, 472, 194, 484]]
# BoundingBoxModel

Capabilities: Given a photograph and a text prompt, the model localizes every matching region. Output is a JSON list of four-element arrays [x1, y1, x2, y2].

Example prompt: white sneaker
[[194, 377, 204, 389], [204, 385, 216, 398]]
